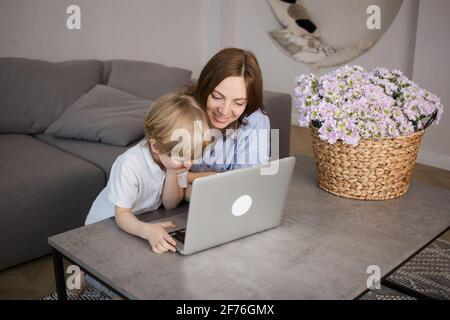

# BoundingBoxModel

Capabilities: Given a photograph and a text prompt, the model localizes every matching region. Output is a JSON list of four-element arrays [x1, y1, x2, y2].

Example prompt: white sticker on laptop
[[231, 195, 253, 217]]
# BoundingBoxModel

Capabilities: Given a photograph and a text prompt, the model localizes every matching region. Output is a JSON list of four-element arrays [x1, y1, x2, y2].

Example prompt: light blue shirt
[[191, 110, 270, 172]]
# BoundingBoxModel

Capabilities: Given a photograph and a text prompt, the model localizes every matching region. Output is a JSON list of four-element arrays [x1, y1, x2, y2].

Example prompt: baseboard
[[417, 150, 450, 171]]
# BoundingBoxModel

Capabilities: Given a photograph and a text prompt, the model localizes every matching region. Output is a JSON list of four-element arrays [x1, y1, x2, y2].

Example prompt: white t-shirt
[[85, 139, 165, 225]]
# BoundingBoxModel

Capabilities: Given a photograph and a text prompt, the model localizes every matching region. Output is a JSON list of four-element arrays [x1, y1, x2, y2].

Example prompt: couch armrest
[[263, 90, 292, 159]]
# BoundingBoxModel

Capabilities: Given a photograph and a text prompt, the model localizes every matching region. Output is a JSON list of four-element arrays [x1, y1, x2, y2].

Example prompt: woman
[[186, 47, 270, 186]]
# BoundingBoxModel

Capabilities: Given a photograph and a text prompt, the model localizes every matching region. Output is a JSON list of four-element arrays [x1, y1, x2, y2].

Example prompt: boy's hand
[[184, 183, 193, 202], [143, 221, 177, 253], [166, 168, 189, 175]]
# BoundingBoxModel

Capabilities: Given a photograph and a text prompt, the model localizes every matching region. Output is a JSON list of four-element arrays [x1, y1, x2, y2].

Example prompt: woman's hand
[[142, 221, 177, 253], [187, 171, 217, 184]]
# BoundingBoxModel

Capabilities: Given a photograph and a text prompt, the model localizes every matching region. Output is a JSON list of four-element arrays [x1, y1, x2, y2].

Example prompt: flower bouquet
[[294, 65, 444, 200]]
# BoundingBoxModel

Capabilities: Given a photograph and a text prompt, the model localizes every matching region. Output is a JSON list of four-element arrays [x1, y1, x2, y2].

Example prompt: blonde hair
[[144, 93, 208, 159]]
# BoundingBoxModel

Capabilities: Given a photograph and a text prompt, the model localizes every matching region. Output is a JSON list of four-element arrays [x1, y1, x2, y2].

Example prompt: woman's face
[[206, 76, 248, 129]]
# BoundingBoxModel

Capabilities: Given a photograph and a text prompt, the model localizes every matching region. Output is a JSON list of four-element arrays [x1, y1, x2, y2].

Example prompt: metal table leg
[[52, 249, 67, 300]]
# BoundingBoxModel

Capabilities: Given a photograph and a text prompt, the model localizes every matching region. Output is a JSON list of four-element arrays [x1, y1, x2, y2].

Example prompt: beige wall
[[413, 0, 450, 166], [226, 0, 418, 95], [227, 0, 449, 169], [0, 0, 448, 168], [0, 0, 203, 71]]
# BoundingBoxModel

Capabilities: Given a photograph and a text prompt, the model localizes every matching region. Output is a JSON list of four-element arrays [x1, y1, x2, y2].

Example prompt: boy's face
[[158, 153, 192, 172]]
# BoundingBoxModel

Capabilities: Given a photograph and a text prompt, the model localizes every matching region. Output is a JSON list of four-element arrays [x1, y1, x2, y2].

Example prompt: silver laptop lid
[[182, 157, 296, 255]]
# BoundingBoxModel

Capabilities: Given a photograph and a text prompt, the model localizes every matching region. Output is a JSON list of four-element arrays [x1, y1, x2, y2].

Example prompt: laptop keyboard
[[169, 228, 186, 244]]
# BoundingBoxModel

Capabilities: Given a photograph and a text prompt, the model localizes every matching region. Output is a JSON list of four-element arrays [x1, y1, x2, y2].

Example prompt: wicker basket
[[310, 128, 425, 200]]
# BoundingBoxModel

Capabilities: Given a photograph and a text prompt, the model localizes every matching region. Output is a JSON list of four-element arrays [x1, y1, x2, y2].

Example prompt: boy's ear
[[149, 139, 159, 154]]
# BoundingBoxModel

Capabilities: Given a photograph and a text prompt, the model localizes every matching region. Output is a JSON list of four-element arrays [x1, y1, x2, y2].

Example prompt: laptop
[[153, 157, 296, 255]]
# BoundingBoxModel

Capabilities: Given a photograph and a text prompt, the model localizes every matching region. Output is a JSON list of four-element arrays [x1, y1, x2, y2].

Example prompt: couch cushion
[[0, 58, 103, 134], [106, 59, 192, 100], [46, 85, 152, 147], [34, 133, 130, 178], [0, 134, 105, 270], [263, 90, 292, 158]]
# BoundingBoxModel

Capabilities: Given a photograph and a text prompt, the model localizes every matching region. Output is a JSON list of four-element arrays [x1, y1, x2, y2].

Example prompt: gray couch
[[0, 57, 292, 270]]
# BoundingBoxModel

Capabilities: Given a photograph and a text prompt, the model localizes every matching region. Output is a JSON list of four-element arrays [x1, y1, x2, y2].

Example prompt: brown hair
[[144, 93, 208, 159], [186, 48, 267, 129]]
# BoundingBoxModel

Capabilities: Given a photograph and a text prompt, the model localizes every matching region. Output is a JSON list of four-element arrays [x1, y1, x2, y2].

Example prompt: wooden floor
[[1, 126, 449, 300]]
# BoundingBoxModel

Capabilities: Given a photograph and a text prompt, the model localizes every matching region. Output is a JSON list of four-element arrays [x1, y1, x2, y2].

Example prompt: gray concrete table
[[48, 155, 450, 300]]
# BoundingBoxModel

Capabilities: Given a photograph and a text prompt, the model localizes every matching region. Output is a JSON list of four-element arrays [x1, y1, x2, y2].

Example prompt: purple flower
[[318, 119, 338, 144], [294, 65, 444, 146]]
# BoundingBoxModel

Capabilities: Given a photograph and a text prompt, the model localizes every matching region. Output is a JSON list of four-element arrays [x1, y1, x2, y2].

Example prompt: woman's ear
[[149, 139, 159, 154]]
